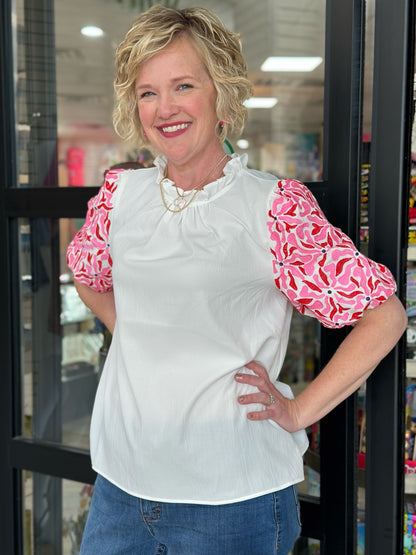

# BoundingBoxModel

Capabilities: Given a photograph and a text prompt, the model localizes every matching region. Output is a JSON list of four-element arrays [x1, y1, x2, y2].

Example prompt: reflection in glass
[[23, 471, 93, 554], [20, 218, 104, 450], [292, 536, 321, 554]]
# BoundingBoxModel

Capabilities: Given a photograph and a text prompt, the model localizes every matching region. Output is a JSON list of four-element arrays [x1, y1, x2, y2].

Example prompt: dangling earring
[[217, 121, 227, 138]]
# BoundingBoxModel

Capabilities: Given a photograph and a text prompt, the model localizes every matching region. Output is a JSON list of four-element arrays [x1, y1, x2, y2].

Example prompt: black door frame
[[365, 0, 414, 553], [0, 0, 412, 552], [319, 0, 365, 552]]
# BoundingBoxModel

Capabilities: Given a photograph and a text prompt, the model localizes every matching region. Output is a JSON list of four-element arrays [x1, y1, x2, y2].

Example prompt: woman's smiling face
[[135, 35, 221, 169]]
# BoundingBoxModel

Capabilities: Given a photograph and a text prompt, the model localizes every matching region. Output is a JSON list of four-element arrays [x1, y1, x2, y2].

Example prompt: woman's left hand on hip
[[235, 361, 301, 433]]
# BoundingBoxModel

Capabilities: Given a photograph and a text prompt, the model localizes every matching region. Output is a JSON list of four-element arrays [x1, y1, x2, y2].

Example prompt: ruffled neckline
[[154, 153, 247, 206]]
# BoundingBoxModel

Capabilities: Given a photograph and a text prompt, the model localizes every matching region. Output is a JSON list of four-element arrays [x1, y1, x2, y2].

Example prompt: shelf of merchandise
[[406, 247, 416, 493], [358, 453, 416, 495], [407, 245, 416, 379]]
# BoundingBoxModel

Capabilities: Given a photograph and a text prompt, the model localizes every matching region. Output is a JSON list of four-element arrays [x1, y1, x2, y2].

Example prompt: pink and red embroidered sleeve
[[267, 179, 396, 328], [66, 170, 121, 293]]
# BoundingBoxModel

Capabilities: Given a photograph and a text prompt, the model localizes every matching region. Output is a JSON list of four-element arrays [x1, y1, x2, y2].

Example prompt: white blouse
[[67, 154, 395, 504]]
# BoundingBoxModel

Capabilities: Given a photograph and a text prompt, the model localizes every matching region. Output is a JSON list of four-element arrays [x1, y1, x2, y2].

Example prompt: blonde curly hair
[[113, 5, 253, 147]]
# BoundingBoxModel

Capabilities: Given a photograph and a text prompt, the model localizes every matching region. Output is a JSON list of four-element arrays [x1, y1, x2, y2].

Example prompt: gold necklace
[[159, 154, 229, 213]]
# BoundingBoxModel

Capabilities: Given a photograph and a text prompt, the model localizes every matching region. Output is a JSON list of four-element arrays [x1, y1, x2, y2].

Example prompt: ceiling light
[[244, 97, 278, 109], [237, 139, 249, 149], [261, 56, 323, 72], [81, 25, 104, 37]]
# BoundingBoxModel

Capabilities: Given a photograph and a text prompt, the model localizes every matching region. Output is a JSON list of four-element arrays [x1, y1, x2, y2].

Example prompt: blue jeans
[[80, 475, 301, 554]]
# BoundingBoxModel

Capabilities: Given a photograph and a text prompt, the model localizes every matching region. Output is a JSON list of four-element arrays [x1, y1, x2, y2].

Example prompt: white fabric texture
[[90, 154, 309, 504]]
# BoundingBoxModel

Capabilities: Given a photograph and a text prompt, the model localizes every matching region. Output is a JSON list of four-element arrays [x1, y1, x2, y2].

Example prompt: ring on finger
[[268, 393, 276, 405]]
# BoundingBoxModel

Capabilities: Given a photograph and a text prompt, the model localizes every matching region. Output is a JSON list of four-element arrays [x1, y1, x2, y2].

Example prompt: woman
[[67, 5, 407, 554]]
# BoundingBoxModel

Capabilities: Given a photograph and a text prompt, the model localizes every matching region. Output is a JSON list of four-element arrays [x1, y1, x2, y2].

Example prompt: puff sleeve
[[66, 170, 121, 293], [267, 179, 396, 328]]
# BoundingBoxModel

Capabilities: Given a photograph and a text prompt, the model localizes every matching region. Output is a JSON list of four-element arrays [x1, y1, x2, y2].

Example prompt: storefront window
[[21, 217, 103, 450], [23, 472, 92, 554]]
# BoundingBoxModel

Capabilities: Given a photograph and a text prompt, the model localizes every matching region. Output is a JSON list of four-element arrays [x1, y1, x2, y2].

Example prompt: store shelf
[[360, 455, 416, 495]]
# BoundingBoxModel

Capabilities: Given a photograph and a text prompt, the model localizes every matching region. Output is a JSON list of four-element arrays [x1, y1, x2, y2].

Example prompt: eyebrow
[[135, 75, 197, 91]]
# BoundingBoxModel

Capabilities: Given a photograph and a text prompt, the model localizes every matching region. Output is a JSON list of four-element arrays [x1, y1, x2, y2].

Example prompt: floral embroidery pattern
[[66, 170, 121, 292], [67, 171, 396, 325], [268, 179, 396, 328]]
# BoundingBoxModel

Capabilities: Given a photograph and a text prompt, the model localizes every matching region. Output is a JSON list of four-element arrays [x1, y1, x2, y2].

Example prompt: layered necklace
[[159, 153, 229, 213]]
